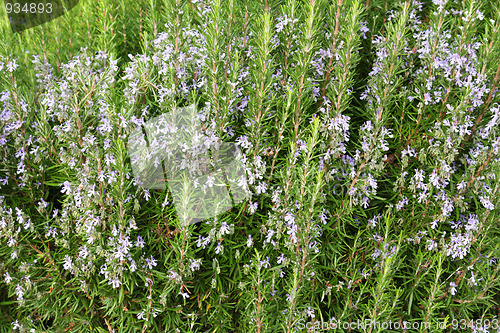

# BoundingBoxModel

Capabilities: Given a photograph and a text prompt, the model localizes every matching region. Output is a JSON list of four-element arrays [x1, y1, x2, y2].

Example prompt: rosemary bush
[[1, 0, 500, 332]]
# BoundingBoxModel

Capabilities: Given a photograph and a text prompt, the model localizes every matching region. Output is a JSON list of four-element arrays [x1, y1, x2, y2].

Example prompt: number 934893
[[5, 2, 53, 14], [451, 318, 498, 330]]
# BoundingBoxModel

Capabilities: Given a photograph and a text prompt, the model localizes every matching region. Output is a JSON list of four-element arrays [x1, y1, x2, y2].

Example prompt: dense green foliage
[[1, 0, 500, 332]]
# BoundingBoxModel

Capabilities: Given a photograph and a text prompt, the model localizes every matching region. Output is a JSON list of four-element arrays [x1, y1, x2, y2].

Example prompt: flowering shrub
[[1, 0, 500, 332]]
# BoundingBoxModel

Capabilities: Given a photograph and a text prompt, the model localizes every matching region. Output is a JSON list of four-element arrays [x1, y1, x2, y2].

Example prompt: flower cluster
[[1, 0, 500, 331]]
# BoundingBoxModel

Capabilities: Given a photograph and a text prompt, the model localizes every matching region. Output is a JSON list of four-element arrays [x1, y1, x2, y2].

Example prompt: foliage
[[1, 0, 500, 332]]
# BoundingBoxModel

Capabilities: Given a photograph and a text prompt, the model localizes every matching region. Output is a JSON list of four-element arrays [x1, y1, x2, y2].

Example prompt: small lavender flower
[[135, 236, 145, 248], [15, 284, 24, 300], [248, 201, 258, 214], [109, 277, 121, 289], [247, 235, 253, 247], [189, 259, 202, 271], [4, 272, 12, 284], [79, 246, 88, 259], [63, 255, 73, 270], [144, 255, 157, 270], [449, 282, 457, 295]]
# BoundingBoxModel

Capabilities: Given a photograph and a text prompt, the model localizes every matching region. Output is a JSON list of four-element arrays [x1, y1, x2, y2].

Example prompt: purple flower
[[189, 259, 202, 271], [246, 235, 253, 248], [260, 256, 270, 269], [113, 246, 127, 261], [63, 255, 72, 270], [144, 255, 157, 270], [79, 246, 88, 259], [15, 284, 23, 300], [4, 272, 12, 284], [135, 236, 145, 249], [61, 181, 71, 195], [359, 21, 370, 39], [248, 201, 258, 214], [449, 282, 457, 295], [109, 277, 121, 289], [6, 59, 19, 72], [371, 249, 381, 260], [215, 242, 223, 254], [431, 219, 439, 229]]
